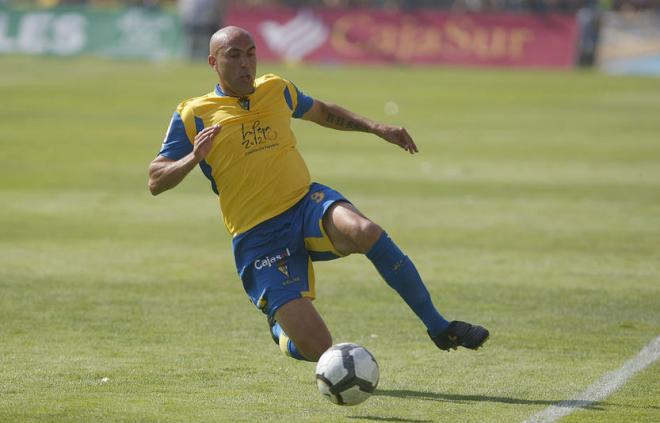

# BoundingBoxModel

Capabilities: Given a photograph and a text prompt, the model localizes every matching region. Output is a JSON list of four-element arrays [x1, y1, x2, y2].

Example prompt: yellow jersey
[[158, 74, 315, 236]]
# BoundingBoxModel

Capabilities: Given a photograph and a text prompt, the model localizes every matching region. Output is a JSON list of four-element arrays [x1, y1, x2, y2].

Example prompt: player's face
[[211, 33, 256, 97]]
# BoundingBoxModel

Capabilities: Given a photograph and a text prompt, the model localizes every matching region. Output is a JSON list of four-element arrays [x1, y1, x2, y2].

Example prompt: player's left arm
[[301, 99, 418, 154]]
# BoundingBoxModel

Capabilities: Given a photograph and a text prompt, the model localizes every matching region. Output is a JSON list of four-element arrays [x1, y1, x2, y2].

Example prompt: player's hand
[[375, 124, 418, 154], [193, 124, 221, 161]]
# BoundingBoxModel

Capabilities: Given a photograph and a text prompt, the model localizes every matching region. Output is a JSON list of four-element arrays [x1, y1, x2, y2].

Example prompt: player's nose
[[239, 54, 250, 67]]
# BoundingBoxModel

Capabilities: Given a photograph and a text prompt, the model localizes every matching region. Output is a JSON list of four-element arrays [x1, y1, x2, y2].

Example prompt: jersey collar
[[215, 83, 257, 97]]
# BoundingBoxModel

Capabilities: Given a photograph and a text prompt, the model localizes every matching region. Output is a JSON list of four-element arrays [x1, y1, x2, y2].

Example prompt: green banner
[[0, 6, 183, 59]]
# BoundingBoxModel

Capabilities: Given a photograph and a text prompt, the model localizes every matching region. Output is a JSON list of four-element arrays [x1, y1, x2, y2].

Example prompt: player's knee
[[355, 220, 382, 253]]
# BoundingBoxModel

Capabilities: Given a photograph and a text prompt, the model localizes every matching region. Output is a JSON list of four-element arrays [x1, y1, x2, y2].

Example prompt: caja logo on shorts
[[254, 248, 291, 270]]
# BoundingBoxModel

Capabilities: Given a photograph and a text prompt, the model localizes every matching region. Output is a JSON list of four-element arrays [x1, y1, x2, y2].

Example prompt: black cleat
[[267, 315, 279, 345], [429, 321, 489, 351]]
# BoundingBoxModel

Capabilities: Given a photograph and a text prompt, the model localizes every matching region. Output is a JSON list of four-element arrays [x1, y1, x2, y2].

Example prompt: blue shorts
[[232, 183, 349, 318]]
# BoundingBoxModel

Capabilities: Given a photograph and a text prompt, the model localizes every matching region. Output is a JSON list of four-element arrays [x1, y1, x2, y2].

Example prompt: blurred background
[[2, 1, 659, 422], [1, 0, 659, 75]]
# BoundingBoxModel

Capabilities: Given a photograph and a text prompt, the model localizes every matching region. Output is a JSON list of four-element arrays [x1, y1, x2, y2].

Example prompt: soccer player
[[148, 26, 489, 362]]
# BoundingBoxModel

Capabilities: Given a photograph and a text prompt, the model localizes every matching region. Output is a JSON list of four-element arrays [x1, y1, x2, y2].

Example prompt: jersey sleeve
[[282, 79, 314, 119], [158, 103, 198, 160]]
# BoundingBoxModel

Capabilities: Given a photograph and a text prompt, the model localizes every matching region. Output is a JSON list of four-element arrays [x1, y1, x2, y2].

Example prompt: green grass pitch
[[1, 55, 659, 422]]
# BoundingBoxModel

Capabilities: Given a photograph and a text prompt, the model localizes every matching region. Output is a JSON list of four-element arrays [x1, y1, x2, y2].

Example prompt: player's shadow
[[373, 389, 606, 411], [348, 417, 434, 423]]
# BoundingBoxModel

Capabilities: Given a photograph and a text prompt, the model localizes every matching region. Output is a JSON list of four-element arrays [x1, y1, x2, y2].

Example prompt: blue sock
[[271, 322, 310, 361], [366, 232, 449, 337]]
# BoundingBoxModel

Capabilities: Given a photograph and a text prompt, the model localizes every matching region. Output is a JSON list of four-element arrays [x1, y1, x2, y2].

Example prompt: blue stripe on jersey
[[193, 116, 219, 195], [199, 160, 219, 195], [283, 86, 293, 111], [292, 84, 313, 118], [194, 116, 204, 133], [159, 112, 193, 160]]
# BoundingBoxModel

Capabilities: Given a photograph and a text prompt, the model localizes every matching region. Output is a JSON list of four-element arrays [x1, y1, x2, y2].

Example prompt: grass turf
[[0, 55, 659, 422]]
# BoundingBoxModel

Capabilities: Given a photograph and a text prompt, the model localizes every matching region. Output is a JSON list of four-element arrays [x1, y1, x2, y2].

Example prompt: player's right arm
[[148, 124, 221, 195]]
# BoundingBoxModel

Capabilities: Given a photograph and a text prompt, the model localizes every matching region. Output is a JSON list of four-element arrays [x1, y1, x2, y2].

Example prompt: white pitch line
[[524, 335, 660, 423]]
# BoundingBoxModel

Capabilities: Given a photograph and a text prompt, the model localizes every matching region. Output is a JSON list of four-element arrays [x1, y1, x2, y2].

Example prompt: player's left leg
[[235, 190, 336, 362], [272, 297, 332, 362], [243, 253, 326, 362], [323, 202, 489, 351]]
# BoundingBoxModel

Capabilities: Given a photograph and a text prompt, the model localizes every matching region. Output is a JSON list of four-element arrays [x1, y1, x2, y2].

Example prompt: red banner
[[226, 7, 577, 68]]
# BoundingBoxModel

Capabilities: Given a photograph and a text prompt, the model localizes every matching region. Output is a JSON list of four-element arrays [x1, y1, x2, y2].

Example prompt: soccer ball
[[315, 343, 379, 406]]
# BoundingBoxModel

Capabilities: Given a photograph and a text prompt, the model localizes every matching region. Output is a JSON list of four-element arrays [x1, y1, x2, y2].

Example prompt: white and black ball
[[315, 343, 379, 406]]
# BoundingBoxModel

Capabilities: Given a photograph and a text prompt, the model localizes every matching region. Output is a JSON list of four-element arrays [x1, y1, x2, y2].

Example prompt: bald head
[[208, 26, 257, 97], [209, 26, 253, 57]]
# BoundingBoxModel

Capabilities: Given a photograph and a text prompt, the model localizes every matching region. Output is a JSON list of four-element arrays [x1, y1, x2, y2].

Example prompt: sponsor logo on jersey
[[241, 120, 278, 150]]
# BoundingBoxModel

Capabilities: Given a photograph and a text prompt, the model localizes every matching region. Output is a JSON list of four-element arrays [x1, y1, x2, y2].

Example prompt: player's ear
[[208, 55, 217, 69]]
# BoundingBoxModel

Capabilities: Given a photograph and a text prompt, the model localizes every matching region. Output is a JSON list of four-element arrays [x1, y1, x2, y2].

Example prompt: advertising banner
[[597, 11, 660, 76], [226, 7, 578, 68], [0, 6, 182, 59]]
